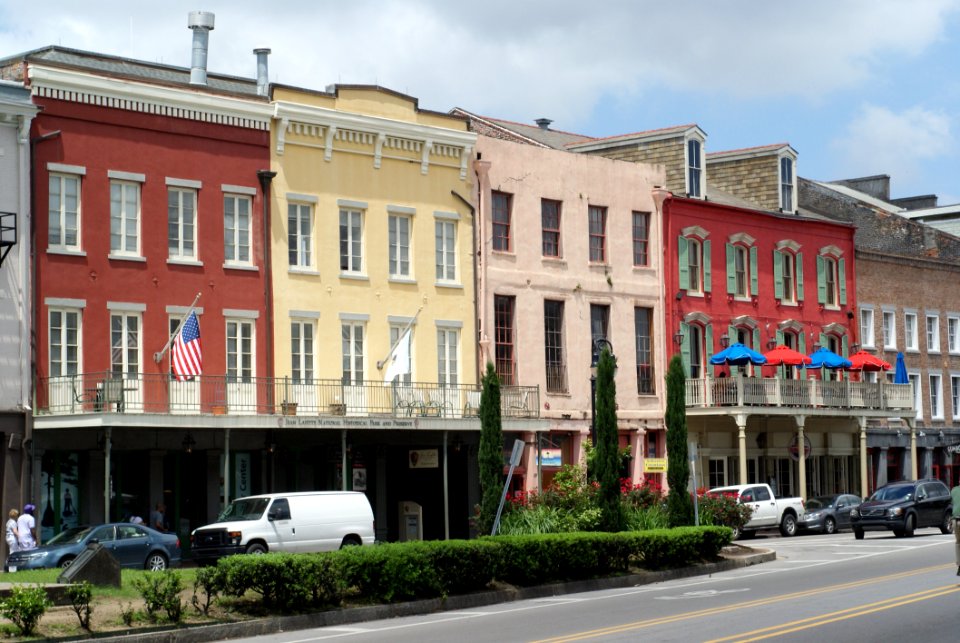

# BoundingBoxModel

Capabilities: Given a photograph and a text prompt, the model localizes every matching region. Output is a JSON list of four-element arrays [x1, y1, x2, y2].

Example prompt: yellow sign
[[644, 457, 667, 473]]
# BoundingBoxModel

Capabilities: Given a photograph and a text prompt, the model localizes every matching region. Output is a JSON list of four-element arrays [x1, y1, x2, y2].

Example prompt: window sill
[[883, 345, 898, 352], [906, 348, 921, 354], [928, 349, 942, 355], [223, 263, 259, 272], [491, 249, 515, 256], [167, 258, 203, 267], [685, 291, 705, 298], [542, 257, 566, 266], [108, 254, 146, 263], [435, 281, 463, 290], [389, 277, 417, 285], [631, 264, 652, 271], [779, 300, 799, 307], [288, 267, 320, 276], [339, 273, 369, 282], [47, 247, 87, 257], [588, 261, 609, 269]]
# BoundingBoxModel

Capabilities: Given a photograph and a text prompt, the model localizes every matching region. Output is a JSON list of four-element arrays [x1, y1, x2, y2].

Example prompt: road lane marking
[[706, 584, 960, 642], [530, 564, 951, 643]]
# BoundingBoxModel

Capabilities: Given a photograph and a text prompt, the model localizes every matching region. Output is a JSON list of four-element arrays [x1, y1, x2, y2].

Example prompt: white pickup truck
[[707, 483, 806, 539]]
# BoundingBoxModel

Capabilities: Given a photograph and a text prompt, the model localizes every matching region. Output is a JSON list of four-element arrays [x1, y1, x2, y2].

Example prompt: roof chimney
[[188, 11, 215, 86], [535, 118, 552, 130], [254, 48, 271, 96]]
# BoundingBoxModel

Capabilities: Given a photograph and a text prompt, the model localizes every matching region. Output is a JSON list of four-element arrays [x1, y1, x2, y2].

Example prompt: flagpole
[[153, 291, 202, 364], [377, 305, 423, 370]]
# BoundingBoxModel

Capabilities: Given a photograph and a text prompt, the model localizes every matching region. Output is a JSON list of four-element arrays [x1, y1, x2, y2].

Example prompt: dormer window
[[687, 139, 703, 198], [780, 155, 796, 212]]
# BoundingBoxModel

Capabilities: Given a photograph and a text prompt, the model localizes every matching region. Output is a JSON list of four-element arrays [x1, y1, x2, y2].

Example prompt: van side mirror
[[266, 510, 277, 522]]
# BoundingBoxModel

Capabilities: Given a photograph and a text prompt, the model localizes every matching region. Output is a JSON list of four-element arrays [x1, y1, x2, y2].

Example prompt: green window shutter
[[703, 239, 712, 293], [799, 332, 806, 354], [776, 330, 784, 346], [750, 245, 758, 296], [819, 333, 827, 348], [728, 324, 737, 345], [678, 236, 689, 290], [752, 327, 761, 351], [796, 252, 804, 302], [842, 334, 849, 356], [773, 250, 784, 299], [816, 255, 826, 304], [680, 322, 691, 376], [838, 258, 847, 305], [705, 324, 714, 360], [726, 243, 736, 294]]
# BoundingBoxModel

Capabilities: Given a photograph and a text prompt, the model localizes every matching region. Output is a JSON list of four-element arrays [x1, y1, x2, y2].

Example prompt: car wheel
[[246, 543, 267, 555], [854, 528, 864, 540], [940, 512, 953, 535], [904, 514, 915, 538], [741, 530, 757, 539], [340, 535, 362, 549], [145, 553, 168, 571], [824, 517, 837, 535], [780, 513, 798, 537], [58, 556, 76, 569]]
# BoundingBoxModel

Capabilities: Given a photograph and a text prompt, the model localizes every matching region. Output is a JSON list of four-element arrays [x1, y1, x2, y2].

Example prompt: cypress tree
[[593, 346, 624, 531], [477, 362, 503, 534], [666, 354, 694, 526]]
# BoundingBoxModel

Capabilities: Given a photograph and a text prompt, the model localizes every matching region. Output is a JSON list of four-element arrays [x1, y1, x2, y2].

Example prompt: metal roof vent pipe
[[254, 48, 271, 96], [188, 11, 216, 86], [535, 118, 552, 130]]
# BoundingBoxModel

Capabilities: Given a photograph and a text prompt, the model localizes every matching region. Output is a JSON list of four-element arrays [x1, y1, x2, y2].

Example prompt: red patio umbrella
[[763, 345, 812, 366], [845, 350, 892, 372]]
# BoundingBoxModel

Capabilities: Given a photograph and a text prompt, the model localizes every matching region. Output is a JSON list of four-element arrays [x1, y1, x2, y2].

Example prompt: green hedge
[[206, 527, 730, 612]]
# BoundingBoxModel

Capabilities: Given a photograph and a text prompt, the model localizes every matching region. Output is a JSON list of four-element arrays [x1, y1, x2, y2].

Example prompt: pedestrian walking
[[952, 482, 960, 575], [150, 502, 166, 532], [16, 504, 36, 551], [5, 509, 19, 555]]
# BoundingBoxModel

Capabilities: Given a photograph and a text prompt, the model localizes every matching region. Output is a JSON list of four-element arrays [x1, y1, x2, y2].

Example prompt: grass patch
[[3, 568, 198, 600]]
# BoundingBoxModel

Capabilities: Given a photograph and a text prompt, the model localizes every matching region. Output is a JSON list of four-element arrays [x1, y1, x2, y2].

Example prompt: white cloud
[[831, 104, 954, 186]]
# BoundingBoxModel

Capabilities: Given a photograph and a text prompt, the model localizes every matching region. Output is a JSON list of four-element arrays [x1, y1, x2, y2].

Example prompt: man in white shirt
[[16, 504, 36, 550]]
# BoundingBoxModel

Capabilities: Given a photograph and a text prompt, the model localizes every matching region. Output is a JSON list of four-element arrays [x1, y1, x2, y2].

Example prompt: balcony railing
[[685, 375, 913, 412], [36, 372, 540, 419]]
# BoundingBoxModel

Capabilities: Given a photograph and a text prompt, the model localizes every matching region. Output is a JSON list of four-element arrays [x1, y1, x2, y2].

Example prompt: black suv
[[850, 479, 953, 539]]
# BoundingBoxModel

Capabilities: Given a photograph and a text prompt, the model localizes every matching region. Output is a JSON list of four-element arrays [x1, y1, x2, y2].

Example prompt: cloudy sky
[[3, 0, 958, 204]]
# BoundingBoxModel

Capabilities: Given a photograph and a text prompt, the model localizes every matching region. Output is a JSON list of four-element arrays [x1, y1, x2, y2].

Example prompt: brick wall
[[584, 137, 685, 194], [708, 155, 780, 211]]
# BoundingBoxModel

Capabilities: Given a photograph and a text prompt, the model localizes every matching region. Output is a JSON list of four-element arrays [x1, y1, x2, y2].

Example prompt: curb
[[101, 548, 775, 642]]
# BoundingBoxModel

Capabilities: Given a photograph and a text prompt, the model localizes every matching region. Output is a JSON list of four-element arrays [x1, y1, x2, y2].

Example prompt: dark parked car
[[5, 523, 181, 571], [849, 479, 953, 539], [798, 494, 862, 534]]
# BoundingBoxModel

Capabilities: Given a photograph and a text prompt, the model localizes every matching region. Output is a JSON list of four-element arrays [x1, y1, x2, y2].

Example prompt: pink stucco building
[[471, 135, 667, 491]]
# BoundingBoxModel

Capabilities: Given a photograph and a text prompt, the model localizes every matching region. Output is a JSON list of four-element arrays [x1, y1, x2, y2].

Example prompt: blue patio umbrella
[[894, 352, 908, 384], [806, 347, 853, 369], [709, 343, 767, 366]]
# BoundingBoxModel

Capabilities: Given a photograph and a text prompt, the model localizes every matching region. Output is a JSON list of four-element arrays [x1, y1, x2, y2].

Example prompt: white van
[[190, 491, 375, 564]]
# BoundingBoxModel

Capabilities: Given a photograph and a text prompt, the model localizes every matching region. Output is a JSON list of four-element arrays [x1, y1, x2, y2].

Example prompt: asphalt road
[[227, 526, 960, 642]]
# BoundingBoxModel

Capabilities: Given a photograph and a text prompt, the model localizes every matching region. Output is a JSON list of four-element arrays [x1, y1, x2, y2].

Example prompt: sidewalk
[[98, 545, 775, 643]]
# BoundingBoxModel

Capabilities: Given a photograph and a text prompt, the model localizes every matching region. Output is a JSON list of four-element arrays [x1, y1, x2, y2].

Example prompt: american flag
[[171, 312, 202, 381]]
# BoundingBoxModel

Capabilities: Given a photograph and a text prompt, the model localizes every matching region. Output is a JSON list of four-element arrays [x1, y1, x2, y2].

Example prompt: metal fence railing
[[685, 375, 913, 412]]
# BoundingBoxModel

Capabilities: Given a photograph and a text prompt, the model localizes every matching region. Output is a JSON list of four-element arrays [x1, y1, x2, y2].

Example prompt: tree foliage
[[666, 354, 693, 526], [477, 362, 503, 534], [593, 346, 624, 531]]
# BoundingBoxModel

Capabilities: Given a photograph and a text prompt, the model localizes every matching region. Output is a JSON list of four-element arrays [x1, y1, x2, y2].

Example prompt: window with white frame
[[951, 375, 960, 419], [291, 320, 315, 383], [168, 186, 197, 261], [49, 173, 81, 251], [224, 193, 253, 266], [882, 310, 896, 349], [341, 322, 365, 384], [930, 374, 943, 419], [226, 319, 255, 382], [339, 208, 363, 274], [435, 219, 456, 282], [388, 214, 411, 278], [905, 312, 918, 351], [687, 138, 703, 198], [774, 248, 800, 304], [780, 157, 794, 212], [110, 180, 141, 257], [679, 234, 710, 295], [909, 372, 921, 420], [950, 316, 960, 354], [860, 308, 875, 349], [817, 254, 843, 307], [727, 242, 756, 299], [926, 314, 940, 353], [389, 325, 413, 385], [110, 312, 141, 377], [437, 327, 459, 386], [288, 203, 313, 268], [49, 308, 81, 376]]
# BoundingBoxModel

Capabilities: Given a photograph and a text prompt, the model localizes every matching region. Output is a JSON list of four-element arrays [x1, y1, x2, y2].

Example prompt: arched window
[[817, 246, 846, 309]]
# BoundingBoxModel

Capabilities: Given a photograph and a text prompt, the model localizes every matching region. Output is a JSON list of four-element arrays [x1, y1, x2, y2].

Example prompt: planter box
[[281, 402, 298, 416], [211, 404, 227, 416], [328, 403, 346, 416]]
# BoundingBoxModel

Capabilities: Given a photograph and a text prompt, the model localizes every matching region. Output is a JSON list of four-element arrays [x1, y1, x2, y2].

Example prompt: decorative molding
[[433, 210, 460, 221], [223, 309, 260, 319], [730, 315, 758, 329], [374, 133, 386, 169], [166, 306, 204, 315], [108, 170, 145, 183], [387, 205, 416, 216], [421, 139, 433, 175], [339, 312, 370, 322], [435, 319, 463, 328], [683, 311, 711, 324], [778, 319, 804, 332], [44, 297, 86, 309], [221, 184, 257, 195], [776, 239, 801, 253], [289, 310, 321, 319], [728, 232, 756, 245], [47, 162, 86, 175], [166, 177, 202, 189], [819, 244, 844, 257], [29, 65, 272, 130], [681, 225, 710, 239], [337, 199, 368, 210], [286, 192, 318, 204], [106, 301, 147, 312]]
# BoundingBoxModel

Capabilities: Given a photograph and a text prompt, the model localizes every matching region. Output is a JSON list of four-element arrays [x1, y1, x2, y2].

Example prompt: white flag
[[384, 329, 411, 382]]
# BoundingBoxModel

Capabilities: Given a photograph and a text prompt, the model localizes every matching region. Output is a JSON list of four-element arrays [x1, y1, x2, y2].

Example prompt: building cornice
[[28, 65, 272, 130]]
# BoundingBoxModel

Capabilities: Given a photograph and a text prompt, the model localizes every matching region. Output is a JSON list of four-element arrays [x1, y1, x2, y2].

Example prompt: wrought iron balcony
[[36, 372, 540, 420], [684, 375, 914, 412]]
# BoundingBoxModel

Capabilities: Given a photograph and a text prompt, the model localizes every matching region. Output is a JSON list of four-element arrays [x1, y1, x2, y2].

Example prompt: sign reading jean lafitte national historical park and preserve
[[282, 416, 419, 429]]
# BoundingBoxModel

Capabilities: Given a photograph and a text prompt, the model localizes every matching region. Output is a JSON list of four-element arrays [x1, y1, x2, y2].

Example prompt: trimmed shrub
[[0, 584, 51, 636], [217, 552, 344, 611], [132, 570, 184, 622], [66, 580, 94, 630]]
